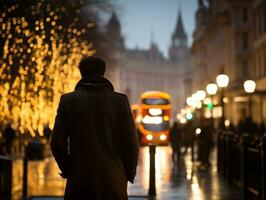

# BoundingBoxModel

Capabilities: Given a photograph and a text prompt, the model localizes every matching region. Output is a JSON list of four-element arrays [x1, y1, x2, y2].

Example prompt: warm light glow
[[185, 113, 193, 120], [216, 74, 229, 88], [146, 134, 153, 141], [243, 80, 256, 93], [163, 115, 170, 121], [224, 119, 230, 127], [148, 108, 162, 116], [223, 97, 229, 103], [195, 128, 201, 135], [180, 118, 187, 124], [196, 101, 202, 109], [192, 93, 198, 102], [206, 83, 218, 95], [196, 90, 206, 101], [176, 113, 182, 120], [136, 115, 142, 123], [0, 4, 93, 136], [203, 97, 212, 105], [186, 96, 194, 106], [181, 108, 186, 115], [142, 116, 163, 124], [160, 134, 167, 141]]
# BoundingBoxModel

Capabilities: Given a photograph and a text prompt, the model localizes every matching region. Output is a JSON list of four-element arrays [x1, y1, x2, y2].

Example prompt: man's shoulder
[[59, 92, 76, 102], [61, 91, 75, 98], [113, 91, 127, 98], [113, 91, 129, 101], [61, 91, 129, 102]]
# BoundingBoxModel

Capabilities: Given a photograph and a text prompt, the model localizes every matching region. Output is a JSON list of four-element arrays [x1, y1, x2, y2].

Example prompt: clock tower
[[169, 9, 188, 62]]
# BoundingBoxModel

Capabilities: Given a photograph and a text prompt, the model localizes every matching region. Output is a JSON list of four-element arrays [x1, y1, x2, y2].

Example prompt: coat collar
[[75, 75, 114, 92]]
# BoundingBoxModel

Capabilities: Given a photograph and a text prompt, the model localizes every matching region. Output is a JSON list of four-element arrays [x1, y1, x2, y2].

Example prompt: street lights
[[243, 80, 256, 118], [196, 90, 207, 101], [206, 83, 218, 118], [216, 74, 229, 129]]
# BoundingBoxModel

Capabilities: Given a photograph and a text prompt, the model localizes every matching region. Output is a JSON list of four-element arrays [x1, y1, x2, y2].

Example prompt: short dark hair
[[78, 56, 106, 77]]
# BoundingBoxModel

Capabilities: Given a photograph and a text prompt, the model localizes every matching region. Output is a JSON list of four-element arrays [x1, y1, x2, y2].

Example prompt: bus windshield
[[142, 122, 169, 132], [142, 98, 169, 105]]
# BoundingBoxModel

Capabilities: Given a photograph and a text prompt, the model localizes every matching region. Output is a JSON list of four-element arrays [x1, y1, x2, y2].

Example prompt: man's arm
[[50, 95, 69, 178], [120, 96, 139, 183]]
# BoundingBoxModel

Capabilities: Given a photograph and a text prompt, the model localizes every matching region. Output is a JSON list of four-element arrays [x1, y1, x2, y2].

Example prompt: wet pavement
[[12, 146, 244, 200]]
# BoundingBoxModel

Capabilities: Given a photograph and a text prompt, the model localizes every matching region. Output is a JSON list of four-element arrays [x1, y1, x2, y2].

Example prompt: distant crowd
[[169, 117, 265, 169], [0, 123, 52, 157]]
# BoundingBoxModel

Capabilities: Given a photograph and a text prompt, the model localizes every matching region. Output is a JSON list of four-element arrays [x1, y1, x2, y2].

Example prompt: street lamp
[[243, 80, 256, 118], [206, 83, 218, 95], [216, 74, 229, 88], [216, 74, 230, 129], [206, 83, 218, 118], [196, 90, 206, 101], [243, 80, 256, 93], [186, 97, 194, 107]]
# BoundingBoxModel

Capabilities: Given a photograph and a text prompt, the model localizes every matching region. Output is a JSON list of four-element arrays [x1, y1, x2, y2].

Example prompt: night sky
[[112, 0, 197, 57]]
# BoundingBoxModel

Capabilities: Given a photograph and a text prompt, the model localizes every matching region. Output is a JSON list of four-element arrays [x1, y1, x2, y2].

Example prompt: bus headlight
[[160, 134, 167, 141], [148, 108, 162, 116], [146, 134, 153, 141]]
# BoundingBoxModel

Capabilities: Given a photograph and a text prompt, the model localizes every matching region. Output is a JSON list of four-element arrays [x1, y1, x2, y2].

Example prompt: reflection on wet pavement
[[12, 146, 243, 200], [128, 146, 243, 200]]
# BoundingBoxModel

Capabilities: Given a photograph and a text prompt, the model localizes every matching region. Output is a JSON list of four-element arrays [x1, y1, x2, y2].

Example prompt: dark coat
[[50, 76, 139, 200]]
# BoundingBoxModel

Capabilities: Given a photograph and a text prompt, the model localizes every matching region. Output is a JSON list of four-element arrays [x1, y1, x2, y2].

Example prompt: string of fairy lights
[[0, 1, 94, 137]]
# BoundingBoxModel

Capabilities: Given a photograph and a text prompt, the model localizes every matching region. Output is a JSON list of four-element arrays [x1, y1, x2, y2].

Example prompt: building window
[[264, 46, 266, 76], [256, 12, 260, 37], [243, 32, 249, 50], [242, 61, 248, 78], [242, 6, 248, 23], [261, 48, 265, 77]]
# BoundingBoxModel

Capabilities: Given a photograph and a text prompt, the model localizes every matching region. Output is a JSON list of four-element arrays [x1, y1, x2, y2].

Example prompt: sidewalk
[[12, 146, 244, 200], [128, 146, 244, 200]]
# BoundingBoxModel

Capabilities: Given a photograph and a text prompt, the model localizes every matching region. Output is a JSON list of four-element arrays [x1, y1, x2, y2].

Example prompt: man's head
[[78, 56, 106, 77]]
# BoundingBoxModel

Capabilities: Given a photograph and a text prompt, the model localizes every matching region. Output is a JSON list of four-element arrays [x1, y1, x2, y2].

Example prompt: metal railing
[[218, 132, 266, 199]]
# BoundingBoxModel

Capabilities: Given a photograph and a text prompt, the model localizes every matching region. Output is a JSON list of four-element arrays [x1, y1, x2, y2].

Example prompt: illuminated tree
[[0, 0, 111, 136]]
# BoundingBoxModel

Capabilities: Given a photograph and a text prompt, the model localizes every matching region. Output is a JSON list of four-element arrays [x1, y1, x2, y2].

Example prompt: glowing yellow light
[[0, 8, 93, 136], [146, 134, 153, 141], [160, 134, 167, 141], [163, 115, 170, 121], [195, 128, 201, 135]]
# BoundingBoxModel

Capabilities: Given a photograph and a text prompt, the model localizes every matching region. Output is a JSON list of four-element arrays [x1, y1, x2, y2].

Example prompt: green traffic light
[[207, 103, 214, 110]]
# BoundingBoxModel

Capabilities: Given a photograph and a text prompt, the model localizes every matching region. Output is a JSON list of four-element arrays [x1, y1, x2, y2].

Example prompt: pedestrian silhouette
[[197, 119, 213, 168], [182, 120, 194, 154], [43, 124, 52, 142], [50, 56, 139, 200], [237, 116, 258, 135], [258, 122, 265, 135], [170, 122, 182, 165], [3, 123, 16, 156]]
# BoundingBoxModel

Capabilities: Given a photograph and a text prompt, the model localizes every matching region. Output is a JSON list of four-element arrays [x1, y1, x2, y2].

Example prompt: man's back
[[51, 75, 139, 200]]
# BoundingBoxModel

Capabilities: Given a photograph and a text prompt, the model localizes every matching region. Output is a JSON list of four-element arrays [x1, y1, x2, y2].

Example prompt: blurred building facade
[[106, 11, 192, 117], [191, 0, 264, 125], [252, 0, 266, 125]]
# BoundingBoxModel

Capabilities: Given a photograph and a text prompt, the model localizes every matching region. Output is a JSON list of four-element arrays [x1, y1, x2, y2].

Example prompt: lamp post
[[216, 74, 229, 129], [243, 80, 256, 119], [206, 83, 218, 118]]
